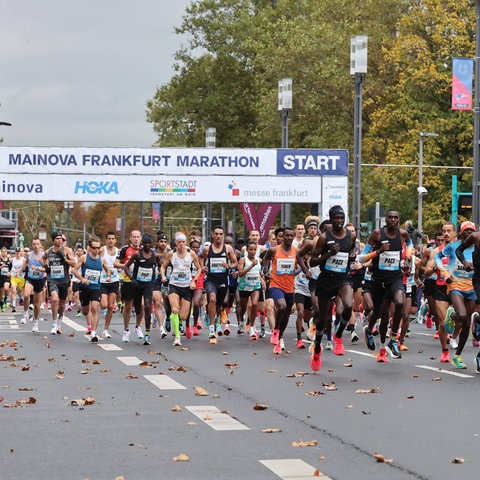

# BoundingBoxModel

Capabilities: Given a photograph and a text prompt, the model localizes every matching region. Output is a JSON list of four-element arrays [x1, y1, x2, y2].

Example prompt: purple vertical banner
[[152, 203, 161, 221], [256, 203, 282, 244], [452, 57, 473, 111], [239, 203, 259, 232]]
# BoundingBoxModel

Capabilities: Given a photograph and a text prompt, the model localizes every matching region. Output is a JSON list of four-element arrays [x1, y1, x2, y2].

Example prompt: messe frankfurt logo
[[228, 180, 240, 196]]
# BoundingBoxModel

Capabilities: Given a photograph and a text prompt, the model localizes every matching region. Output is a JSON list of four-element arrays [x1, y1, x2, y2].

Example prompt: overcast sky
[[0, 0, 192, 148]]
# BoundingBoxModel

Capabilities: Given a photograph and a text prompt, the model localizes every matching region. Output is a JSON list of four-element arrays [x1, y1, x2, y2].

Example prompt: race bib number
[[50, 265, 65, 279], [276, 258, 294, 275], [453, 258, 472, 279], [324, 252, 349, 273], [0, 267, 8, 276], [378, 251, 400, 271], [136, 267, 153, 282], [84, 269, 101, 284], [30, 268, 43, 279], [172, 268, 190, 282], [101, 267, 118, 281], [210, 258, 226, 274], [244, 272, 260, 290]]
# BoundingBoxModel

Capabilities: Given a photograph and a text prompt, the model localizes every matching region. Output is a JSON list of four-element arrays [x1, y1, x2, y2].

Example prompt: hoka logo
[[74, 181, 119, 195]]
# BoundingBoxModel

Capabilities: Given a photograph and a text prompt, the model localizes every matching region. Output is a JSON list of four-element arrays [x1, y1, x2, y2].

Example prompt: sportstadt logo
[[228, 180, 240, 196]]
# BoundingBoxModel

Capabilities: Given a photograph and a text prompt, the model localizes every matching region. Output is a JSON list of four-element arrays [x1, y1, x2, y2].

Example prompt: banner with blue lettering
[[276, 149, 348, 176], [452, 57, 473, 111]]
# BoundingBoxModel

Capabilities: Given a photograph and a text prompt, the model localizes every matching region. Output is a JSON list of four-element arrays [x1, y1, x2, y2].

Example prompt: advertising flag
[[452, 57, 473, 111]]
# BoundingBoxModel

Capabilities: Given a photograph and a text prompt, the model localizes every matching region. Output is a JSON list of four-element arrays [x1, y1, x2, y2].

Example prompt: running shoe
[[377, 347, 388, 362], [398, 342, 408, 351], [193, 326, 199, 336], [29, 303, 34, 310], [21, 312, 28, 325], [296, 339, 305, 349], [471, 312, 480, 341], [433, 331, 439, 339], [440, 350, 450, 363], [86, 325, 92, 335], [220, 310, 229, 324], [280, 338, 286, 351], [102, 329, 112, 339], [473, 340, 480, 347], [259, 326, 266, 338], [185, 327, 192, 339], [50, 322, 58, 335], [12, 307, 16, 313], [237, 320, 245, 334], [350, 329, 359, 343], [143, 334, 151, 346], [152, 317, 158, 328], [271, 328, 280, 345], [76, 311, 82, 317], [310, 346, 322, 371], [160, 326, 167, 339], [443, 307, 455, 335], [56, 319, 62, 334], [476, 353, 480, 374], [333, 336, 345, 355], [449, 337, 458, 349], [425, 312, 433, 329], [325, 340, 333, 350], [165, 318, 171, 332], [179, 325, 185, 336], [90, 332, 98, 343], [223, 324, 230, 336], [216, 323, 223, 336], [122, 329, 130, 342], [203, 312, 210, 328], [363, 325, 376, 351], [135, 326, 144, 339], [307, 319, 316, 342], [196, 320, 202, 330], [273, 342, 282, 355], [451, 355, 467, 369], [386, 339, 402, 358], [32, 320, 39, 333], [209, 333, 217, 345], [249, 326, 258, 341], [173, 336, 182, 346]]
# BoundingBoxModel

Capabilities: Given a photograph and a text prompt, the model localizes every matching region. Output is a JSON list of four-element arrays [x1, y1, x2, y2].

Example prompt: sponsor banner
[[239, 203, 281, 243], [452, 57, 473, 111], [276, 149, 348, 176], [321, 176, 349, 221], [0, 147, 348, 177], [0, 174, 326, 202], [152, 203, 161, 221]]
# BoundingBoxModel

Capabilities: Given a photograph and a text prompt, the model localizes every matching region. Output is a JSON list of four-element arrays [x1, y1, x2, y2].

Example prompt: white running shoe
[[450, 337, 459, 349], [173, 337, 182, 346], [50, 322, 58, 334], [32, 320, 39, 333], [307, 319, 316, 341], [135, 326, 144, 339], [325, 340, 333, 350], [102, 329, 111, 339], [280, 338, 286, 350], [21, 312, 29, 325], [159, 326, 167, 339], [122, 330, 130, 342]]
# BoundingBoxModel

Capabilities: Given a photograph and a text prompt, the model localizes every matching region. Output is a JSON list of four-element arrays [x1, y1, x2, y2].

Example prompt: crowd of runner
[[2, 207, 480, 373]]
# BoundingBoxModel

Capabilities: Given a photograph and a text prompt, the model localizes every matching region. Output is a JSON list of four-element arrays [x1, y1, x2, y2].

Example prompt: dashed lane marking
[[185, 405, 250, 431], [98, 343, 123, 351], [344, 349, 376, 358], [260, 459, 330, 479], [415, 365, 474, 378], [117, 356, 143, 366], [61, 317, 87, 332], [144, 374, 187, 390]]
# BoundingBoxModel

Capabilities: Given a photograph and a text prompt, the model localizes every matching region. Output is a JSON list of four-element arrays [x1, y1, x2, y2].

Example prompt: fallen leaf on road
[[48, 358, 55, 362], [0, 396, 4, 402], [253, 404, 268, 410], [92, 359, 102, 365], [146, 349, 159, 355], [355, 388, 379, 394], [362, 411, 371, 415], [343, 363, 353, 368], [374, 453, 393, 463], [55, 375, 64, 380], [176, 366, 187, 372], [451, 457, 464, 463], [171, 405, 182, 412], [99, 369, 111, 373], [345, 405, 353, 409], [129, 443, 147, 449], [314, 470, 321, 477], [139, 361, 150, 367], [328, 369, 336, 373], [407, 395, 414, 399], [126, 373, 138, 379], [305, 391, 324, 396], [68, 332, 75, 337], [225, 363, 239, 369], [323, 383, 337, 391], [432, 377, 442, 382], [173, 453, 189, 462], [222, 351, 229, 355], [187, 421, 197, 426], [21, 366, 30, 371], [291, 440, 317, 447], [412, 374, 419, 378], [81, 359, 90, 363], [296, 381, 304, 387], [84, 397, 95, 405], [193, 386, 208, 396], [262, 428, 282, 433], [267, 369, 277, 373]]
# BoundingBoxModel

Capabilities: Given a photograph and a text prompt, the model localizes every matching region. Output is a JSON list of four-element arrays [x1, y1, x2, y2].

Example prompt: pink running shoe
[[333, 336, 345, 355], [271, 328, 280, 345], [433, 331, 439, 340], [440, 350, 450, 363], [273, 342, 282, 355], [310, 346, 322, 371], [185, 327, 192, 339], [193, 326, 199, 336], [296, 339, 305, 349], [377, 348, 388, 363]]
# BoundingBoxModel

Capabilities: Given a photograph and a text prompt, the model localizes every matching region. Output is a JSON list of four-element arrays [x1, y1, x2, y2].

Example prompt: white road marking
[[260, 459, 330, 479], [185, 405, 250, 431], [61, 317, 87, 332], [117, 356, 143, 366], [144, 374, 187, 390], [345, 349, 376, 358], [98, 343, 123, 351], [415, 365, 474, 378]]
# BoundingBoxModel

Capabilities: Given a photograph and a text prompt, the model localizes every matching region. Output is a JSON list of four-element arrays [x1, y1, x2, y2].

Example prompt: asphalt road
[[1, 308, 479, 480]]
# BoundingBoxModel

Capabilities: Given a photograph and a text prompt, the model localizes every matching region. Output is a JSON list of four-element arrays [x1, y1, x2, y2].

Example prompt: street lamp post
[[64, 201, 74, 243], [417, 132, 439, 243], [350, 35, 368, 235], [278, 78, 292, 227], [205, 128, 216, 238]]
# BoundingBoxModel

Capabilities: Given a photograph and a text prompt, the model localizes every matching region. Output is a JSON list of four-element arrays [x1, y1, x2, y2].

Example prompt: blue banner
[[276, 149, 348, 176]]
